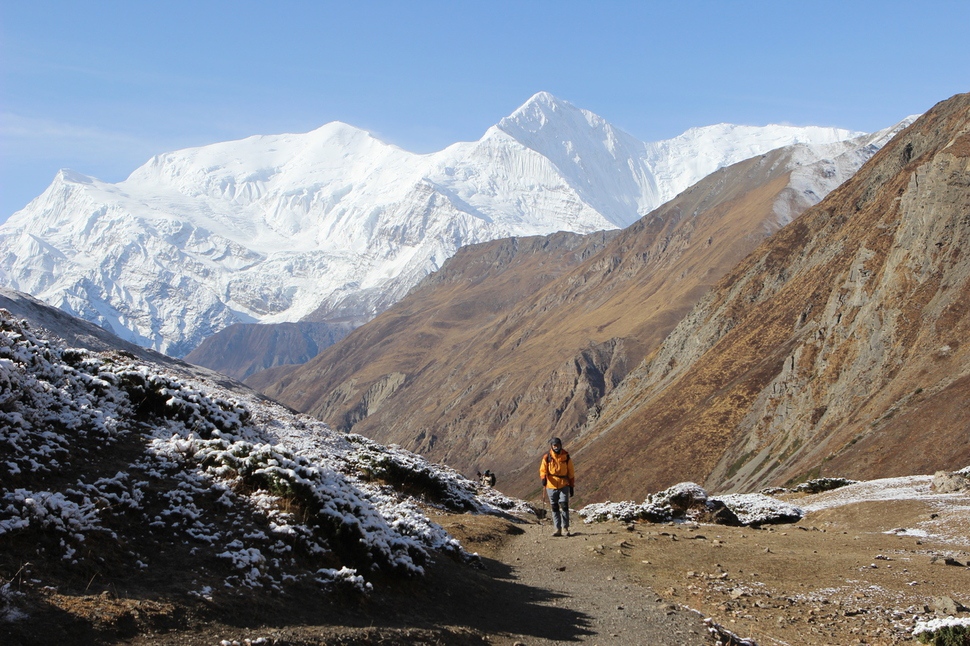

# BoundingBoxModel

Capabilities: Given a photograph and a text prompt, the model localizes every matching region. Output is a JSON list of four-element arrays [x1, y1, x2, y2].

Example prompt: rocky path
[[441, 514, 714, 646]]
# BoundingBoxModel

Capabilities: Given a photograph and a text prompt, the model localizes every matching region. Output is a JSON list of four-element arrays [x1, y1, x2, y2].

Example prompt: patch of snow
[[913, 616, 970, 638], [884, 528, 930, 538], [799, 476, 938, 512]]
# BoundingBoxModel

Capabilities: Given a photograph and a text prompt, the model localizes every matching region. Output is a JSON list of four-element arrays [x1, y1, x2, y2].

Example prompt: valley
[[3, 91, 970, 646]]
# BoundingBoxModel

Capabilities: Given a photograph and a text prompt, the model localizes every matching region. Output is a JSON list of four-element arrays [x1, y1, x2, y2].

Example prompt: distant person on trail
[[539, 437, 575, 537], [477, 469, 496, 487]]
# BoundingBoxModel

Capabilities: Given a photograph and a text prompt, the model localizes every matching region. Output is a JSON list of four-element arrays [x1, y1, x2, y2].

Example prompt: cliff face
[[574, 93, 970, 502], [257, 129, 888, 498]]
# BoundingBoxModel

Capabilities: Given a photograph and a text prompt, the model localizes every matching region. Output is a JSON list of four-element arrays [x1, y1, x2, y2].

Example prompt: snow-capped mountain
[[0, 92, 864, 357]]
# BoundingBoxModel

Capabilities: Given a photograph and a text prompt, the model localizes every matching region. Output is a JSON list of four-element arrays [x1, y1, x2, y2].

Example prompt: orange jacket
[[539, 449, 575, 490]]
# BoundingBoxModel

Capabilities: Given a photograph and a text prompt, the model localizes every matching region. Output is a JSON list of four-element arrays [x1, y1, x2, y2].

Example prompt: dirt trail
[[444, 515, 713, 645], [420, 517, 713, 646], [439, 483, 970, 646]]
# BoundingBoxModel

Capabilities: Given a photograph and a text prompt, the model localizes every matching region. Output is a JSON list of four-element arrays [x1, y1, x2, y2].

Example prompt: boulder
[[932, 470, 970, 493], [651, 482, 708, 515], [694, 499, 743, 526]]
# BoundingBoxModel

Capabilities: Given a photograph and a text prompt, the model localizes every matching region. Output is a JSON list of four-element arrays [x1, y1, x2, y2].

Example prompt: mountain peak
[[55, 168, 95, 185], [0, 93, 890, 357], [520, 90, 569, 110], [305, 120, 387, 144], [499, 92, 598, 135]]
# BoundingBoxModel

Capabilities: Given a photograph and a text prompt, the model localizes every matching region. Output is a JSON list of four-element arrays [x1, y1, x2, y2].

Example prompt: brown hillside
[[257, 141, 857, 502], [575, 92, 970, 503], [185, 320, 355, 380]]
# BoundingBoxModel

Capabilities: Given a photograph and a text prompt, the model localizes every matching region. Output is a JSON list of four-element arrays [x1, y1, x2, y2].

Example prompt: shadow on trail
[[187, 520, 635, 643], [362, 552, 597, 643]]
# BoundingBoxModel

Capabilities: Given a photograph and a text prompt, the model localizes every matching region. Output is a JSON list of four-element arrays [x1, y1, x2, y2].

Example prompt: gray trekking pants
[[547, 487, 570, 530]]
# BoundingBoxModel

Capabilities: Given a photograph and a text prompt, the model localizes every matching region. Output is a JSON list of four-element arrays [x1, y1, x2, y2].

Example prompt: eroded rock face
[[573, 93, 970, 501]]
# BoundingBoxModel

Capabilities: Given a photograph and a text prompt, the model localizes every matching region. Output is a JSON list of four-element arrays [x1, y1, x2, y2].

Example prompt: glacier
[[0, 92, 868, 357]]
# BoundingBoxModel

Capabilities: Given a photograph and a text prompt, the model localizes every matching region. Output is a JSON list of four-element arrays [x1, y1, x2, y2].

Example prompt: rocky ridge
[[185, 320, 355, 381]]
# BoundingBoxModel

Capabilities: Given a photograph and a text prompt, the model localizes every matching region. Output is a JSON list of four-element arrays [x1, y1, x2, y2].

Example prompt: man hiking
[[539, 437, 575, 537]]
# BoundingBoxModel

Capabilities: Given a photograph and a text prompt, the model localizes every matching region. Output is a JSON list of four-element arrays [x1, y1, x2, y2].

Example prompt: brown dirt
[[434, 489, 970, 645], [4, 488, 969, 645]]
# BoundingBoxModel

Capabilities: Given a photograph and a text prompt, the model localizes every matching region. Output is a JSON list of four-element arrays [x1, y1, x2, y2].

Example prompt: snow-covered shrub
[[0, 309, 519, 601], [914, 617, 970, 645], [114, 369, 250, 436], [579, 500, 671, 524], [315, 566, 373, 594], [348, 439, 479, 512], [0, 580, 26, 622], [187, 436, 432, 576]]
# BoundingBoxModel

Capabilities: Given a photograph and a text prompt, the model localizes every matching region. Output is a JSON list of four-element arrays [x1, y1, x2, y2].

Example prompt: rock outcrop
[[932, 470, 970, 493]]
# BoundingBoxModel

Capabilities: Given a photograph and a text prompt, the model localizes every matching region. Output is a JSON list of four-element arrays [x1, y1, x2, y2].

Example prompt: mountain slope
[[0, 301, 534, 640], [184, 320, 355, 380], [571, 93, 970, 502], [254, 121, 907, 498], [0, 93, 861, 357]]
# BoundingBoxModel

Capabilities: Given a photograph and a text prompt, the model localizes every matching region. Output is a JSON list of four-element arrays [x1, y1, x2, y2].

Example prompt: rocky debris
[[713, 493, 803, 526], [702, 616, 758, 646], [447, 471, 970, 646], [932, 470, 970, 493], [579, 482, 803, 527], [793, 477, 859, 494], [930, 555, 967, 567], [694, 499, 744, 526]]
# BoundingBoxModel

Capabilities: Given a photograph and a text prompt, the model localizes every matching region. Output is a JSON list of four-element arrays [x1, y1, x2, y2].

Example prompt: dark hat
[[550, 437, 562, 447]]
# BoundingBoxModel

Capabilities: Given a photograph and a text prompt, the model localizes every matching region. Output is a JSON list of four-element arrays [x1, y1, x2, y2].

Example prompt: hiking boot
[[552, 529, 562, 537]]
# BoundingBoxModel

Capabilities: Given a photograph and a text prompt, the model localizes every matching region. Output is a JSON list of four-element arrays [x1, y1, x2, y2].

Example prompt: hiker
[[477, 469, 496, 487], [539, 437, 575, 536]]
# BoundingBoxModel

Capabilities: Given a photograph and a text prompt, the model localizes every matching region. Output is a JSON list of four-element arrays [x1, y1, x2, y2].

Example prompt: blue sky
[[2, 1, 968, 220]]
